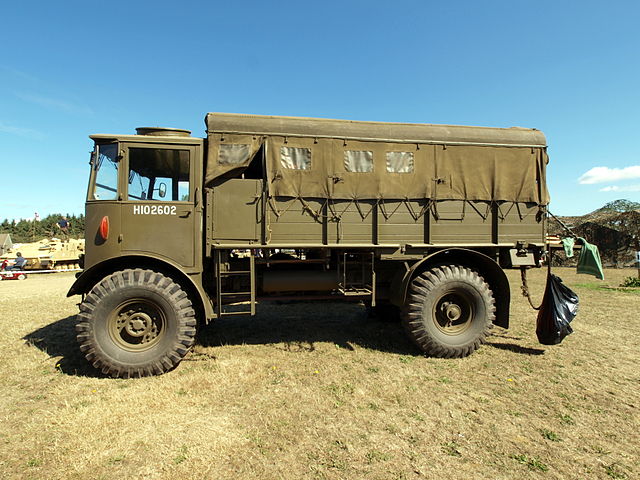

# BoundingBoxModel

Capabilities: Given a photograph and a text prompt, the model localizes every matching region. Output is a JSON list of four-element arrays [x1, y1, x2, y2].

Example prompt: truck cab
[[83, 128, 204, 273]]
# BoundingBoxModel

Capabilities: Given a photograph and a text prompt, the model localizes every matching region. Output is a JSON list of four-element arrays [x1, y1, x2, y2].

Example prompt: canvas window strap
[[327, 199, 355, 222], [535, 149, 545, 204], [353, 199, 375, 221], [467, 200, 491, 221], [494, 201, 509, 221], [431, 200, 467, 221], [379, 198, 404, 220], [298, 197, 325, 221], [429, 199, 439, 221], [268, 196, 282, 218], [403, 199, 429, 222], [268, 196, 297, 218]]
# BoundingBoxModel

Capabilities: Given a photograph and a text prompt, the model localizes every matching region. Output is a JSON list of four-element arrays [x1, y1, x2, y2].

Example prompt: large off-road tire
[[402, 265, 495, 358], [76, 269, 197, 378]]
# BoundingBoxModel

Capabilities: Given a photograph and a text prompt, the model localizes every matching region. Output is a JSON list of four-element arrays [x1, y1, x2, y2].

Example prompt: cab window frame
[[124, 143, 194, 203]]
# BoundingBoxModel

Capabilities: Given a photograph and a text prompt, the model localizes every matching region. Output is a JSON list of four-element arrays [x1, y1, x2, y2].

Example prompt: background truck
[[68, 113, 550, 378], [0, 238, 84, 271]]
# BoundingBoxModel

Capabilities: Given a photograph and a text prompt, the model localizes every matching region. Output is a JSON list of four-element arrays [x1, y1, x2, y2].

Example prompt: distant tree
[[0, 213, 85, 243], [600, 199, 640, 213], [14, 219, 31, 242]]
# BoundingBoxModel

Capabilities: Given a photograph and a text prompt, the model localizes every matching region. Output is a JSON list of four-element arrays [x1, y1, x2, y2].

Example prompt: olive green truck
[[68, 113, 550, 378]]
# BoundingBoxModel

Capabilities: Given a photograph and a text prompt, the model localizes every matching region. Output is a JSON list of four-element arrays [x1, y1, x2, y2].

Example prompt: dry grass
[[0, 268, 638, 479]]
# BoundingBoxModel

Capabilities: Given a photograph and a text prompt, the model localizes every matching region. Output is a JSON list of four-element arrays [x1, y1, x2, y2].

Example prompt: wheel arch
[[67, 255, 213, 322], [391, 248, 510, 329]]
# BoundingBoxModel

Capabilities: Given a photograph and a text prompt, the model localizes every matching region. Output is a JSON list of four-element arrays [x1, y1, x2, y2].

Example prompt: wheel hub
[[433, 293, 474, 335], [123, 312, 153, 337], [109, 300, 165, 351], [442, 302, 462, 322]]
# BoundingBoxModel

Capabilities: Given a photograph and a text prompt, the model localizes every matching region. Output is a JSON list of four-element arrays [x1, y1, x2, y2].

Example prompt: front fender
[[67, 255, 214, 321]]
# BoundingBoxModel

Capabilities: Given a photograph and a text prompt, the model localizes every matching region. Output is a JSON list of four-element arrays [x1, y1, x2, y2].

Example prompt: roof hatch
[[135, 127, 191, 137]]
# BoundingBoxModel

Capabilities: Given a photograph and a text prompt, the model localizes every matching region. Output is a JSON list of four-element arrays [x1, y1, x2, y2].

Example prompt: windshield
[[90, 143, 119, 200]]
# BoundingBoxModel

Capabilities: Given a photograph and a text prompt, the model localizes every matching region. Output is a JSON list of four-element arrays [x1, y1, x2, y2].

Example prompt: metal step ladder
[[337, 252, 376, 304], [215, 250, 256, 317]]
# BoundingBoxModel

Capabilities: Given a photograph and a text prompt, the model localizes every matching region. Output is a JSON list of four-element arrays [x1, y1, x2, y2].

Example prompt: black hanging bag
[[535, 274, 579, 345]]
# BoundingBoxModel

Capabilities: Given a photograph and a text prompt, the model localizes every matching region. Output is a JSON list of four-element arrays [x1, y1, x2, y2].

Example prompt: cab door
[[120, 143, 200, 268]]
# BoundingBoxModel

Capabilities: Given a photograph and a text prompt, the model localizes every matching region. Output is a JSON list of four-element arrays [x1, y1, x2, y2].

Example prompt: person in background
[[9, 252, 28, 270], [57, 216, 70, 239]]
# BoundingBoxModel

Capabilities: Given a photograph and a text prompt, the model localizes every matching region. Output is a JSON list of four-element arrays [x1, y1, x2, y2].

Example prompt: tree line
[[0, 214, 85, 243]]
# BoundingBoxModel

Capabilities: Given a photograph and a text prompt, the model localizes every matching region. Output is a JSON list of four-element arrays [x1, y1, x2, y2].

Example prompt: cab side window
[[128, 148, 190, 201]]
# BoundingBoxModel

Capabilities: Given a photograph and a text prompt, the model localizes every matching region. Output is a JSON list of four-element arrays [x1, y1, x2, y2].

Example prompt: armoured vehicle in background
[[1, 238, 84, 270], [68, 113, 550, 378]]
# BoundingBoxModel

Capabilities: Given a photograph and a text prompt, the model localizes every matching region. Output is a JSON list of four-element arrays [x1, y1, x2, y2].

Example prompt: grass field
[[0, 268, 638, 479]]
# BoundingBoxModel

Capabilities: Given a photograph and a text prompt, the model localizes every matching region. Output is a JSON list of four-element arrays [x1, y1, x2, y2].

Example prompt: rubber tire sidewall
[[90, 285, 180, 368], [77, 269, 196, 377], [416, 279, 489, 349], [403, 266, 494, 357]]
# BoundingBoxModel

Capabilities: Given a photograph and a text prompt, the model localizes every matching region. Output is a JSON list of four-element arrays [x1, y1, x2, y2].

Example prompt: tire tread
[[75, 269, 197, 378], [402, 265, 495, 358]]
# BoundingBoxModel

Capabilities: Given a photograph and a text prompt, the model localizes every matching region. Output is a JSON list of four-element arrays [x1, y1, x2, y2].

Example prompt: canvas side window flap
[[386, 151, 414, 173], [344, 150, 373, 172], [205, 134, 263, 185], [281, 146, 311, 170], [218, 144, 251, 165]]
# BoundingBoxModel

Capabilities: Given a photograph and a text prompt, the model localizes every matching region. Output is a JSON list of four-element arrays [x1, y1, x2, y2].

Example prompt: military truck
[[0, 238, 84, 270], [68, 113, 550, 378]]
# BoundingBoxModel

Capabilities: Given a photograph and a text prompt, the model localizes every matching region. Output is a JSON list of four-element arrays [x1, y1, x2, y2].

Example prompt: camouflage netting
[[553, 209, 640, 267], [204, 113, 549, 205]]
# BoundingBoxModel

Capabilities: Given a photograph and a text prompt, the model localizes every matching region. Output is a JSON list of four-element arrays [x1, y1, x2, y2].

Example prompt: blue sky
[[1, 0, 639, 220]]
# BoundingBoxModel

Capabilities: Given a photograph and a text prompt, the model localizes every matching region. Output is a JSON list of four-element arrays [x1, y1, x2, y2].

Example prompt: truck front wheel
[[76, 269, 197, 378], [402, 265, 495, 358]]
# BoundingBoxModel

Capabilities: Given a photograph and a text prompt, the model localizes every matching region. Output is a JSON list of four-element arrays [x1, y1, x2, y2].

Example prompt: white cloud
[[0, 65, 39, 84], [15, 92, 93, 116], [599, 184, 640, 192], [0, 122, 45, 140], [578, 166, 640, 184]]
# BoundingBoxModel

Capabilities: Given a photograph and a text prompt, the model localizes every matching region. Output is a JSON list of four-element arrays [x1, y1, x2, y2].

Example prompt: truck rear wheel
[[76, 269, 197, 378], [402, 265, 495, 358]]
